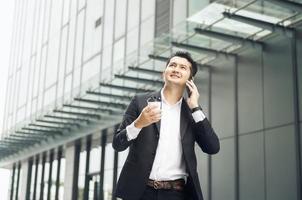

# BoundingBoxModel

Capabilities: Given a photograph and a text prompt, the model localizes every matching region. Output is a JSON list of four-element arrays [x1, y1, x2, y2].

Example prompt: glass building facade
[[1, 0, 302, 200]]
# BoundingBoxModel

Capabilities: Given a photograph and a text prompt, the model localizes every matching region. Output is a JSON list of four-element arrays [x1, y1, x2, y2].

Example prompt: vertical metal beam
[[47, 150, 54, 200], [15, 162, 21, 200], [39, 153, 46, 200], [99, 129, 107, 200], [71, 140, 81, 200], [32, 156, 40, 200], [55, 147, 62, 200], [208, 66, 212, 200], [83, 135, 92, 200], [9, 163, 16, 200], [291, 30, 302, 200], [112, 124, 119, 200], [234, 56, 239, 200], [25, 158, 33, 200]]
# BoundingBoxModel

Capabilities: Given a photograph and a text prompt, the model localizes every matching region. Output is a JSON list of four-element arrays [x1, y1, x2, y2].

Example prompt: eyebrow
[[169, 62, 189, 68]]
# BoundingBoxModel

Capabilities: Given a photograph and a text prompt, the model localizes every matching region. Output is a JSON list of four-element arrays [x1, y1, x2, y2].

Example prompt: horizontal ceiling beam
[[171, 41, 236, 57], [74, 98, 127, 110], [194, 27, 263, 48], [128, 66, 163, 76], [114, 74, 164, 86], [86, 91, 132, 101], [222, 11, 294, 37], [53, 109, 101, 120], [99, 82, 153, 93]]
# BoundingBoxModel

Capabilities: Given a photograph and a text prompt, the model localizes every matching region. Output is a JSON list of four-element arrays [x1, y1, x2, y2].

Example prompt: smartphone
[[185, 76, 194, 98], [186, 86, 192, 97]]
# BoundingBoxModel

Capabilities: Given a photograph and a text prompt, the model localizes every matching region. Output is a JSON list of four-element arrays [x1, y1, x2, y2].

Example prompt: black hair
[[166, 51, 197, 78]]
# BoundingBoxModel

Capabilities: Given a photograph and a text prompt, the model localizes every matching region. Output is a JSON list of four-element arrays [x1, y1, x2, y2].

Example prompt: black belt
[[147, 179, 185, 191]]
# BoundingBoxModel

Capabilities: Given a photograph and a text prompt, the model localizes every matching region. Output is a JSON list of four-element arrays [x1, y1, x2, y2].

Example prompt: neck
[[162, 84, 184, 105]]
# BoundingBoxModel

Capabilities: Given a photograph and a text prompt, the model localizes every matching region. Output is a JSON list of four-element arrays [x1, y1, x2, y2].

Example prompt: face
[[163, 56, 192, 86]]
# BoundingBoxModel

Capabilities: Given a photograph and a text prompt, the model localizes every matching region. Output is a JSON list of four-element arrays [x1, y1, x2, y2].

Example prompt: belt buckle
[[153, 180, 160, 189]]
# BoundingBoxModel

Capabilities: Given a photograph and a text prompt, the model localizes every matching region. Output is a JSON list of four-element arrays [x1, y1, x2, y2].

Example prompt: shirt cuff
[[126, 121, 142, 141], [192, 110, 206, 123]]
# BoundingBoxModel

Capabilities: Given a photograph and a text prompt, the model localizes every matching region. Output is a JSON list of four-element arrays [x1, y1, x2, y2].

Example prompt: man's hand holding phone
[[186, 80, 200, 109]]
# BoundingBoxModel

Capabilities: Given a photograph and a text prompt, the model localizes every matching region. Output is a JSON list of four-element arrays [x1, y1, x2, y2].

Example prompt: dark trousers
[[139, 186, 185, 200]]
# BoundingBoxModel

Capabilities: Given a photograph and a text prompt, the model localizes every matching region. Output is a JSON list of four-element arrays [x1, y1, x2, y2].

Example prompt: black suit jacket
[[112, 90, 220, 200]]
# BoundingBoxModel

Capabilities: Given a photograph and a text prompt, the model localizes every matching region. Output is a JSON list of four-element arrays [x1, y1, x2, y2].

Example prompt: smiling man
[[112, 51, 220, 200]]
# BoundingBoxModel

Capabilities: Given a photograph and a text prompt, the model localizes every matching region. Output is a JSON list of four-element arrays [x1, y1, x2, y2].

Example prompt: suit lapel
[[180, 98, 190, 139], [147, 90, 162, 134]]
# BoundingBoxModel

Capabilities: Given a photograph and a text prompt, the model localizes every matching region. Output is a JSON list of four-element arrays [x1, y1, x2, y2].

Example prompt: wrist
[[134, 119, 143, 129], [191, 105, 202, 113]]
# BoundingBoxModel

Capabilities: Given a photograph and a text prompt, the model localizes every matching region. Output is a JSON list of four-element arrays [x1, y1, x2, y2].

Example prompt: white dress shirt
[[126, 90, 206, 181]]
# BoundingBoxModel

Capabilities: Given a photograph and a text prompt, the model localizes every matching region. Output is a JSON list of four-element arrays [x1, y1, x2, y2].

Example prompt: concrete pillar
[[63, 142, 77, 200], [19, 160, 29, 200]]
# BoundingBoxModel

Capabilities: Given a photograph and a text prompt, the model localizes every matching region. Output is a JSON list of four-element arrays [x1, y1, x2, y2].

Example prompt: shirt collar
[[160, 89, 183, 107]]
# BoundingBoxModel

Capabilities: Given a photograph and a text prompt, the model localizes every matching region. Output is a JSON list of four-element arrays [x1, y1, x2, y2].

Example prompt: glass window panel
[[50, 159, 58, 200], [103, 0, 114, 47], [126, 28, 139, 55], [115, 0, 127, 39], [140, 17, 154, 47], [103, 143, 114, 200], [82, 55, 100, 87], [45, 35, 60, 88], [18, 63, 30, 106], [33, 55, 40, 98], [39, 46, 47, 95], [141, 0, 155, 20], [49, 1, 63, 39], [16, 106, 26, 123], [72, 67, 82, 94], [23, 0, 35, 61], [78, 0, 86, 10], [42, 0, 52, 43], [265, 125, 298, 200], [62, 0, 71, 24], [66, 18, 76, 74], [127, 0, 140, 31], [173, 0, 187, 26], [57, 26, 68, 103], [78, 150, 87, 199], [101, 45, 112, 79], [44, 85, 56, 106], [89, 145, 101, 173], [36, 159, 42, 199], [113, 38, 125, 65], [188, 0, 208, 17], [64, 74, 72, 99], [59, 157, 65, 199], [43, 162, 50, 200], [83, 0, 103, 61], [75, 11, 85, 69], [30, 163, 36, 199]]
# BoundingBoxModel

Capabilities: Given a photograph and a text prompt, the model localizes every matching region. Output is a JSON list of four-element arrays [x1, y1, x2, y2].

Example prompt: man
[[112, 51, 220, 200]]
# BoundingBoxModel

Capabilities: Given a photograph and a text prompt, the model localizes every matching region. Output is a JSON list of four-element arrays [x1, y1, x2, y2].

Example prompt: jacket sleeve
[[112, 96, 139, 152], [193, 118, 220, 154]]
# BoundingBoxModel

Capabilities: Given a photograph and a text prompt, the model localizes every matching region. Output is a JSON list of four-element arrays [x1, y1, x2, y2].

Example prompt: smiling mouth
[[170, 74, 180, 78]]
